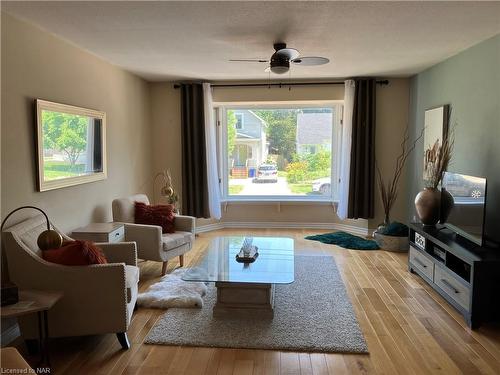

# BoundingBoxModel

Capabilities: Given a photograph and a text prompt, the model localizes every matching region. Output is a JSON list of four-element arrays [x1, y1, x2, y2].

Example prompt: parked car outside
[[312, 177, 331, 195], [444, 174, 485, 198], [254, 164, 278, 183]]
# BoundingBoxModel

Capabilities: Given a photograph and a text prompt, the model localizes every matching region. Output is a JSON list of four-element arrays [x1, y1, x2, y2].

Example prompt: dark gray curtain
[[93, 119, 103, 172], [347, 78, 376, 219], [180, 83, 210, 218]]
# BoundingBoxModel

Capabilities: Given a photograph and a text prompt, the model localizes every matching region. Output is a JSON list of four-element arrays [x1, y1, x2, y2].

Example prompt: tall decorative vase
[[376, 213, 390, 232], [415, 187, 441, 226]]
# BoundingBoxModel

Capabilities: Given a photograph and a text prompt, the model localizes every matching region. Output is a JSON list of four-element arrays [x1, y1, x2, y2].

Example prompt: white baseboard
[[195, 222, 225, 233], [1, 323, 20, 347], [196, 221, 368, 236]]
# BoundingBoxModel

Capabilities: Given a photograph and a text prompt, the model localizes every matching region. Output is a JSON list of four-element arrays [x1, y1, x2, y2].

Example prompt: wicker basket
[[373, 232, 409, 252]]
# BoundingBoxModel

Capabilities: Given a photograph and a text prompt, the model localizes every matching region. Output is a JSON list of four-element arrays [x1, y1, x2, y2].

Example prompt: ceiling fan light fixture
[[270, 65, 289, 74], [270, 56, 290, 74]]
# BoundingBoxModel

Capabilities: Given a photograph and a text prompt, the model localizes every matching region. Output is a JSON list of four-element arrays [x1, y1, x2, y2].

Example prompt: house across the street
[[230, 109, 268, 178], [296, 112, 332, 154]]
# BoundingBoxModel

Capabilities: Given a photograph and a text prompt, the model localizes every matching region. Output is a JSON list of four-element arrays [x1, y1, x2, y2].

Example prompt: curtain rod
[[173, 80, 389, 89]]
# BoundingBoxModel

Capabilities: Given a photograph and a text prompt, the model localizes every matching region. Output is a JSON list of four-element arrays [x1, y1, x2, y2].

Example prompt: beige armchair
[[2, 215, 139, 350], [112, 194, 195, 276]]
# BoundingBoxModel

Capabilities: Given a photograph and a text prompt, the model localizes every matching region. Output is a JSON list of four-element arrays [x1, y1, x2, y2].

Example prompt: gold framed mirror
[[36, 99, 107, 192]]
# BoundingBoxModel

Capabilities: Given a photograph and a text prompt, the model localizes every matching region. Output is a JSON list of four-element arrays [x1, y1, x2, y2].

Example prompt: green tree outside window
[[42, 111, 88, 169]]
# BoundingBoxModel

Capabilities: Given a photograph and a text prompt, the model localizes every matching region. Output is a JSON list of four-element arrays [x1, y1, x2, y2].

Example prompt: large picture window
[[217, 103, 342, 201]]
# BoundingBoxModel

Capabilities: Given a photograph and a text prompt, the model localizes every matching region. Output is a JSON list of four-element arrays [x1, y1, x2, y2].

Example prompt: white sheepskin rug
[[137, 269, 207, 309]]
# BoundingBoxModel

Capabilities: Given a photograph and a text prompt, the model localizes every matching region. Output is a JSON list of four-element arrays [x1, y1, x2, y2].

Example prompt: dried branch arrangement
[[376, 125, 425, 225], [424, 126, 455, 189]]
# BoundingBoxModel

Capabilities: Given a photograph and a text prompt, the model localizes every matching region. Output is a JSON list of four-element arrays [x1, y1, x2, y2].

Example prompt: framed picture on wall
[[35, 99, 107, 191], [423, 105, 449, 181]]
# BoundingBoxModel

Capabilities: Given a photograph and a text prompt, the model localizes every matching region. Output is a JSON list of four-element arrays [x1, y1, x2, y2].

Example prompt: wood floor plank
[[324, 354, 348, 375], [250, 350, 269, 375], [262, 351, 280, 375], [205, 349, 223, 375], [120, 344, 153, 374], [419, 317, 484, 375], [166, 346, 194, 375], [279, 352, 300, 375], [216, 348, 236, 375], [138, 346, 179, 375], [105, 311, 163, 375], [232, 359, 254, 375], [343, 354, 376, 375], [297, 353, 312, 375], [341, 268, 400, 375], [309, 353, 328, 375], [183, 347, 214, 375]]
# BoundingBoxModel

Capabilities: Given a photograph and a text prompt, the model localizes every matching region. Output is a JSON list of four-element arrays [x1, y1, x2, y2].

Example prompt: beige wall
[[371, 78, 410, 229], [150, 79, 411, 230], [1, 13, 153, 233], [150, 83, 182, 205]]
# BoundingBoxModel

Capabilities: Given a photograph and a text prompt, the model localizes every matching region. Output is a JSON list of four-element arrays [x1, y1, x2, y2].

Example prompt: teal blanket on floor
[[305, 231, 380, 250]]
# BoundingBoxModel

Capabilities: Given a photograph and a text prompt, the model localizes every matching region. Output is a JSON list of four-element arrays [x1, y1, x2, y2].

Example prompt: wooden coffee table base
[[213, 282, 275, 318]]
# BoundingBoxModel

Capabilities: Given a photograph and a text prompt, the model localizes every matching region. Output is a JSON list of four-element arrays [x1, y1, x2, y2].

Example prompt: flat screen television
[[442, 172, 487, 246]]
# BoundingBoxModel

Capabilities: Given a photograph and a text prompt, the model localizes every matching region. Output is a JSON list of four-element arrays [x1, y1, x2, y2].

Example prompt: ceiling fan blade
[[274, 48, 300, 61], [229, 59, 269, 63], [292, 56, 330, 66]]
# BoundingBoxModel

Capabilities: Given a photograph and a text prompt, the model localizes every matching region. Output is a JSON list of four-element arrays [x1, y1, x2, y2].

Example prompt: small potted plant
[[374, 125, 424, 251]]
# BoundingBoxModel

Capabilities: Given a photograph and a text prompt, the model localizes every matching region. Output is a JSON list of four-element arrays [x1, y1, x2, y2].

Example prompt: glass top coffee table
[[182, 236, 294, 317]]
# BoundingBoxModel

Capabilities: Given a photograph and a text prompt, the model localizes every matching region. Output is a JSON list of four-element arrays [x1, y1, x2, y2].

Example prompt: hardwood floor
[[10, 228, 500, 374]]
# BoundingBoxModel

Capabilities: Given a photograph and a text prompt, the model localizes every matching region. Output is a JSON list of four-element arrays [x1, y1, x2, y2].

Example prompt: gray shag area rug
[[145, 255, 368, 353]]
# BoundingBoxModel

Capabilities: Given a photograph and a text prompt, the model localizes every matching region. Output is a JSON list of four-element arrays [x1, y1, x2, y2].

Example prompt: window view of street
[[225, 107, 338, 198]]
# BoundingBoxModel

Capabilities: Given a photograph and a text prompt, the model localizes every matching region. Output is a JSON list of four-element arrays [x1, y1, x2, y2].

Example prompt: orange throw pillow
[[134, 202, 176, 233], [42, 240, 108, 266]]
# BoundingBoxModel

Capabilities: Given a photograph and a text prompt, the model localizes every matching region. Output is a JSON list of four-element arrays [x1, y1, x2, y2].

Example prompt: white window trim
[[215, 101, 343, 203]]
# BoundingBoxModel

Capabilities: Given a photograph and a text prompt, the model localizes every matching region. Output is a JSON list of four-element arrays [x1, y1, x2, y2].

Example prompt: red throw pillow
[[42, 240, 108, 266], [134, 202, 175, 234]]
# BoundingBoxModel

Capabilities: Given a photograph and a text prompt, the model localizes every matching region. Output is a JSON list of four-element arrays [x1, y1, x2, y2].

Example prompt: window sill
[[221, 198, 338, 205]]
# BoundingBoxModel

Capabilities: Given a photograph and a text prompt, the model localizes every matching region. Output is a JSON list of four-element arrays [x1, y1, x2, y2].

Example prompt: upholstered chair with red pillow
[[112, 194, 195, 276], [2, 215, 139, 351]]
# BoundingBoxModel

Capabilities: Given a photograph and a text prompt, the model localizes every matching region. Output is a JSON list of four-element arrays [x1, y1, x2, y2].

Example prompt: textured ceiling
[[3, 1, 500, 81]]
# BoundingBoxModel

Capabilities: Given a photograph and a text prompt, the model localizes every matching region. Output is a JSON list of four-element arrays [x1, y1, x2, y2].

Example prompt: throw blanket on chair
[[137, 269, 207, 309]]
